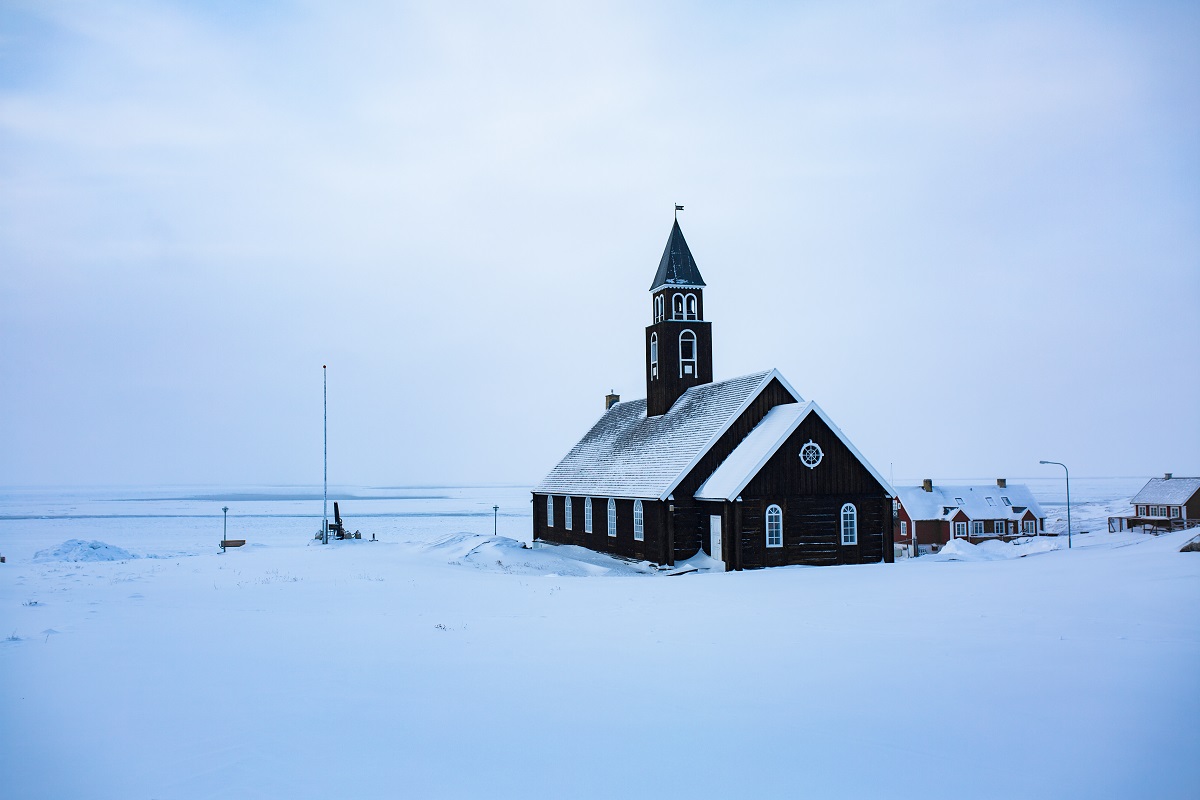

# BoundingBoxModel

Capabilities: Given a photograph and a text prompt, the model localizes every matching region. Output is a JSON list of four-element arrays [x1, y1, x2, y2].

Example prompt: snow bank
[[423, 533, 655, 576], [932, 537, 1061, 562], [32, 539, 136, 563]]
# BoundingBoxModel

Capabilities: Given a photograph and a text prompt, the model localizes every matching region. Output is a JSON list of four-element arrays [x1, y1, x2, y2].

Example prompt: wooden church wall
[[736, 411, 891, 568], [533, 494, 664, 563], [668, 378, 799, 562]]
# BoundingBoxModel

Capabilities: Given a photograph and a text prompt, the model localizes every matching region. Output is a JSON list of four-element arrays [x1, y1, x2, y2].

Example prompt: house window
[[1022, 520, 1035, 534], [766, 504, 783, 547], [972, 521, 984, 536], [672, 293, 684, 319], [993, 520, 1004, 534], [584, 498, 593, 533], [840, 503, 857, 545], [650, 333, 659, 379], [633, 500, 644, 541], [685, 293, 697, 320], [564, 496, 573, 530], [1171, 506, 1181, 518], [900, 520, 908, 540], [546, 495, 554, 528], [1137, 505, 1145, 516], [1001, 496, 1011, 506], [986, 497, 996, 507], [607, 498, 617, 537], [679, 330, 697, 377], [654, 295, 664, 322], [954, 521, 967, 538]]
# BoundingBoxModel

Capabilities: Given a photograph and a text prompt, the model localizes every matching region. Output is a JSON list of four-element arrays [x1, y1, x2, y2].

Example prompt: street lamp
[[1039, 460, 1071, 549], [221, 506, 229, 553], [493, 505, 499, 538]]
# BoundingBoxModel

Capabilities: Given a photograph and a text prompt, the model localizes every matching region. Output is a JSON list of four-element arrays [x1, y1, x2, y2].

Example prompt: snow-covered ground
[[1, 480, 1197, 799]]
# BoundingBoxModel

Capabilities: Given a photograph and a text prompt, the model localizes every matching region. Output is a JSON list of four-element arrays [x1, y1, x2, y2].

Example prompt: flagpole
[[323, 364, 328, 545]]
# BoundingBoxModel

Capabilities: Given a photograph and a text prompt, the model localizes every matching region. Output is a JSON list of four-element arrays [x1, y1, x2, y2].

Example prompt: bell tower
[[645, 217, 713, 416]]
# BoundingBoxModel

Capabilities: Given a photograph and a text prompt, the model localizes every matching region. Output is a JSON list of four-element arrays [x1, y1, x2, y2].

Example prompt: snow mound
[[33, 539, 137, 563], [933, 537, 1062, 562], [426, 533, 654, 577]]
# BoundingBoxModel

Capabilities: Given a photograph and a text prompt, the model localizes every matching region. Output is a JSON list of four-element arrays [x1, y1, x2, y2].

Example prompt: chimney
[[922, 478, 933, 493], [1164, 472, 1172, 480], [605, 391, 620, 410], [996, 478, 1007, 489]]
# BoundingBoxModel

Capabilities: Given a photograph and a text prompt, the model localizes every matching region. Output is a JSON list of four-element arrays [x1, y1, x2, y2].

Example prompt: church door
[[710, 515, 723, 568]]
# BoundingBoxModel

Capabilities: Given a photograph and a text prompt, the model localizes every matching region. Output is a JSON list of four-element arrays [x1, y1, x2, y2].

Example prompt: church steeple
[[650, 219, 707, 292], [645, 218, 713, 416]]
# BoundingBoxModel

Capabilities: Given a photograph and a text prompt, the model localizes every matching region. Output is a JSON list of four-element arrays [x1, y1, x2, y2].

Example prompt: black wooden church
[[533, 219, 895, 569]]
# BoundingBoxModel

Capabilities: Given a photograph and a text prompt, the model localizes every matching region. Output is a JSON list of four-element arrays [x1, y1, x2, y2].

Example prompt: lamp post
[[1039, 460, 1071, 549], [221, 506, 229, 553], [493, 505, 499, 538]]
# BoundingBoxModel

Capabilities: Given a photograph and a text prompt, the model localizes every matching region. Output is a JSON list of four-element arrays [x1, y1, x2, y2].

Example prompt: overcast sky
[[1, 1, 1197, 489]]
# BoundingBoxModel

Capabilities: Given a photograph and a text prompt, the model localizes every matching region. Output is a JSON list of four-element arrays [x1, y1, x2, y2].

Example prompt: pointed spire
[[650, 219, 706, 291]]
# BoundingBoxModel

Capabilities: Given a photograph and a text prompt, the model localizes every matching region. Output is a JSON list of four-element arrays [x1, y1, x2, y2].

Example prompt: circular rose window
[[799, 439, 823, 469]]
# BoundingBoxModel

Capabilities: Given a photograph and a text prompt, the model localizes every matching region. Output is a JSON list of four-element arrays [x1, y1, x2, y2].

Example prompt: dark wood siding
[[645, 321, 714, 417], [533, 493, 663, 563], [667, 378, 800, 562], [728, 409, 891, 568]]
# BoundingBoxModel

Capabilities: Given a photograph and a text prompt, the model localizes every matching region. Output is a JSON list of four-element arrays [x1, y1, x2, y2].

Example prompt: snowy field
[[1, 479, 1197, 799]]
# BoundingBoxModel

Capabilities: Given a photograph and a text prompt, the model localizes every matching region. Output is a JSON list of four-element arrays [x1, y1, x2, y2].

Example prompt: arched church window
[[607, 498, 617, 537], [766, 504, 783, 548], [685, 293, 697, 320], [679, 330, 697, 377], [547, 495, 554, 528], [650, 333, 658, 379], [841, 503, 858, 545], [672, 293, 684, 319], [634, 500, 644, 541]]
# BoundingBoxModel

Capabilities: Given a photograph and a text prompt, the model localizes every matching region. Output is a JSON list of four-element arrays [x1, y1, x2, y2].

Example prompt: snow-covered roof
[[1131, 477, 1200, 505], [896, 483, 1044, 521], [694, 401, 895, 501], [534, 370, 799, 500]]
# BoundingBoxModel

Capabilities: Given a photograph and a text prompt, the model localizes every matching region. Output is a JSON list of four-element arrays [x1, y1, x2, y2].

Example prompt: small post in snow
[[221, 506, 229, 553], [1039, 460, 1072, 548], [493, 505, 499, 538]]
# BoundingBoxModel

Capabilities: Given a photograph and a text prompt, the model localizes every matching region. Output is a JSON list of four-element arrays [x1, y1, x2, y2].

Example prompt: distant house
[[533, 218, 895, 570], [894, 479, 1045, 551], [1109, 474, 1200, 533]]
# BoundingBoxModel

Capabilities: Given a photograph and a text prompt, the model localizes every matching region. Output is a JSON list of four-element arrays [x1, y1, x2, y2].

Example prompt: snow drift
[[32, 539, 136, 563]]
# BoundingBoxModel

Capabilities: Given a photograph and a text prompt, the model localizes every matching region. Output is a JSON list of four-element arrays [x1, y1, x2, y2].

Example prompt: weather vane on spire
[[674, 203, 684, 221]]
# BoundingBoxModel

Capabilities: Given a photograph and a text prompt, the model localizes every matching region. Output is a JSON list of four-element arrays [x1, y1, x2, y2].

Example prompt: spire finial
[[674, 203, 684, 221]]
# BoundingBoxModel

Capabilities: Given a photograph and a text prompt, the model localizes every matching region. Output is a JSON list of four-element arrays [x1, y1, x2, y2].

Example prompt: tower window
[[654, 295, 664, 323], [650, 333, 658, 379], [607, 498, 617, 537], [685, 293, 697, 320], [634, 500, 644, 541], [841, 503, 857, 545], [679, 330, 697, 377], [672, 293, 684, 319], [766, 504, 783, 548]]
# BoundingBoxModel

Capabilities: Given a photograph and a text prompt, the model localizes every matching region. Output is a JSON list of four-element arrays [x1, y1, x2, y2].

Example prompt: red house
[[894, 479, 1045, 552]]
